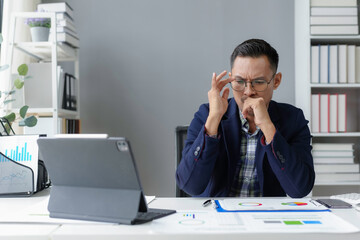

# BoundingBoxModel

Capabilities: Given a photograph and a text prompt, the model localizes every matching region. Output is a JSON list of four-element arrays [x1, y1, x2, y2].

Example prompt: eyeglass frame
[[230, 72, 277, 92]]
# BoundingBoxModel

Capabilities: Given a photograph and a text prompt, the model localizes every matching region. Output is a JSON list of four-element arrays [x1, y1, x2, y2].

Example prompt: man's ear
[[273, 72, 282, 90]]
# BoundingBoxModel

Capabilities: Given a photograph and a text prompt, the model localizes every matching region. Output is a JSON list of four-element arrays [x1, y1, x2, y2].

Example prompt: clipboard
[[213, 199, 331, 212]]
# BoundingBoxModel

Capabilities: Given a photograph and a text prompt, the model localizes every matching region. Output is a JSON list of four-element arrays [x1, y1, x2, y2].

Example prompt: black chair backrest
[[175, 126, 191, 197]]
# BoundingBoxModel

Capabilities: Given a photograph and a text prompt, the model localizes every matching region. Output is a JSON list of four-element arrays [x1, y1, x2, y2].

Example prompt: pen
[[211, 199, 219, 209], [202, 199, 212, 207]]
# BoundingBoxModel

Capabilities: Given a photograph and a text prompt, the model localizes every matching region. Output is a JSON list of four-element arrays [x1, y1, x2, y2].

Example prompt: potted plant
[[0, 33, 38, 135], [24, 15, 51, 42]]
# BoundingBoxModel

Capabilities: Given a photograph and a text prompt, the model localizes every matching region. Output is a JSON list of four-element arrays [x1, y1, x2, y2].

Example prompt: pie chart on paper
[[281, 202, 308, 206], [238, 202, 263, 207]]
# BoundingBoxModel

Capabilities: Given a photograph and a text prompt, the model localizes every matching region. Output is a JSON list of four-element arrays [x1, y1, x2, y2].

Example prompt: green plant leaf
[[3, 99, 16, 105], [4, 123, 12, 135], [24, 75, 33, 80], [0, 64, 9, 71], [20, 105, 29, 118], [17, 64, 28, 76], [14, 78, 24, 89], [23, 116, 37, 127], [4, 112, 16, 123]]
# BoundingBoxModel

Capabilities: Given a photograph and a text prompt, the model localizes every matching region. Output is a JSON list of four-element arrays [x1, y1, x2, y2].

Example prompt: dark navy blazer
[[176, 98, 314, 198]]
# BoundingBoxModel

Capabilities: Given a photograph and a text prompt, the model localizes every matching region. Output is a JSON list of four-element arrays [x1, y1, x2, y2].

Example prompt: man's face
[[230, 55, 281, 111]]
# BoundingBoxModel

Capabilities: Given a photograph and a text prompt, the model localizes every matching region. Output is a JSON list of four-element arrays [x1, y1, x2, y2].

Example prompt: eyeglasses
[[230, 73, 276, 92]]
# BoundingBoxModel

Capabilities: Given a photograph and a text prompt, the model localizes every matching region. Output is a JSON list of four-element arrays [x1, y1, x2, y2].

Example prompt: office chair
[[175, 125, 191, 197]]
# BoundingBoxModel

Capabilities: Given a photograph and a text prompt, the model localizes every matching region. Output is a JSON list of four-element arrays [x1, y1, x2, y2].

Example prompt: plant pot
[[30, 27, 50, 42]]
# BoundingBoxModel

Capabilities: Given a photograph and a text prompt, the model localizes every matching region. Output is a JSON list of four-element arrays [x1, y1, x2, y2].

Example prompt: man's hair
[[230, 39, 279, 72]]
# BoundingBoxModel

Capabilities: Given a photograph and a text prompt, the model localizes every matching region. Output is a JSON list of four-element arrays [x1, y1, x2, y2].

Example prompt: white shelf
[[14, 42, 77, 62], [312, 132, 360, 137], [315, 181, 360, 186], [12, 108, 79, 119], [311, 35, 360, 39], [311, 83, 360, 88], [6, 12, 81, 135], [295, 1, 360, 190]]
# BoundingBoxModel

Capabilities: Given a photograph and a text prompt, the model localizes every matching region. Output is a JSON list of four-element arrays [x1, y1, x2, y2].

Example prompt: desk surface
[[1, 190, 360, 240]]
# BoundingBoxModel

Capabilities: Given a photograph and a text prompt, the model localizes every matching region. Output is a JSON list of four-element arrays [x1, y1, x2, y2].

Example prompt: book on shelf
[[312, 143, 354, 151], [313, 157, 355, 164], [310, 25, 359, 35], [311, 44, 360, 84], [312, 150, 354, 157], [61, 119, 81, 134], [311, 93, 347, 133], [338, 45, 347, 83], [311, 46, 320, 83], [56, 18, 77, 33], [329, 45, 338, 84], [314, 164, 360, 173], [310, 16, 358, 25], [320, 94, 329, 133], [56, 12, 74, 22], [310, 7, 358, 16], [316, 173, 360, 182], [310, 0, 357, 7], [311, 94, 320, 132], [50, 32, 79, 48], [319, 45, 328, 83], [338, 94, 347, 132], [37, 2, 74, 20], [347, 45, 356, 83], [356, 47, 360, 83], [329, 94, 338, 132], [54, 26, 78, 38]]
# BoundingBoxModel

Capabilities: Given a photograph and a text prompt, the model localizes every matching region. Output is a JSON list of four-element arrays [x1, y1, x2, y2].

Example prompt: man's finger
[[222, 87, 230, 100], [218, 77, 234, 90], [216, 70, 228, 82], [211, 72, 217, 88]]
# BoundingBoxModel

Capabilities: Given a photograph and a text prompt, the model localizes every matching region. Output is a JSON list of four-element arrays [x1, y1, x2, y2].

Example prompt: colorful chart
[[238, 202, 263, 207], [179, 213, 205, 225], [2, 142, 33, 162], [281, 202, 308, 206]]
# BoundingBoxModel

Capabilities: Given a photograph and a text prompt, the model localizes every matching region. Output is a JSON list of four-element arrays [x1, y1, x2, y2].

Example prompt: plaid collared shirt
[[228, 111, 262, 197]]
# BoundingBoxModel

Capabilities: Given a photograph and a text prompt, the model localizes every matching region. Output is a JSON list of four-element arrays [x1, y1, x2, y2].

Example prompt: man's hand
[[205, 71, 233, 136], [242, 97, 276, 143]]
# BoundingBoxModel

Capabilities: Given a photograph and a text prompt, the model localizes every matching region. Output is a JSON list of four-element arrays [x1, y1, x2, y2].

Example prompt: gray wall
[[44, 0, 295, 196]]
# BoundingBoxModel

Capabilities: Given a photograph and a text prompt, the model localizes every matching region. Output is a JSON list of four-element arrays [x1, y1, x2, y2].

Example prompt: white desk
[[1, 190, 360, 240]]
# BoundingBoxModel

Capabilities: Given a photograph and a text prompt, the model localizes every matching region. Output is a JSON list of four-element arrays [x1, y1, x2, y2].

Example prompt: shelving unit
[[295, 1, 360, 193], [4, 12, 79, 135]]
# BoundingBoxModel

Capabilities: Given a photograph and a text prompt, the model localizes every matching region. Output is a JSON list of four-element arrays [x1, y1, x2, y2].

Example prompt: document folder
[[214, 198, 331, 212], [0, 152, 34, 196]]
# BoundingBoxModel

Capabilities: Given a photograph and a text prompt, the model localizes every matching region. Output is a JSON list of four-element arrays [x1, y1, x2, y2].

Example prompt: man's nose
[[243, 82, 256, 95]]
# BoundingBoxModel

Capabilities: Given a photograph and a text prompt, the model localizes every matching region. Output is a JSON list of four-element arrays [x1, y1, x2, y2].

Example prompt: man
[[176, 39, 314, 198]]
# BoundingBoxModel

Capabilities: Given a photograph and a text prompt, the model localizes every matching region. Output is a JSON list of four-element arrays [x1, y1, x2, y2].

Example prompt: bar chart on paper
[[1, 142, 33, 162]]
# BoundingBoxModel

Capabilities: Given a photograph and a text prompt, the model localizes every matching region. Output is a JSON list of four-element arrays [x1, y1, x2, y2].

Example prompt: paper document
[[0, 135, 39, 192], [151, 210, 359, 233], [215, 198, 329, 212]]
